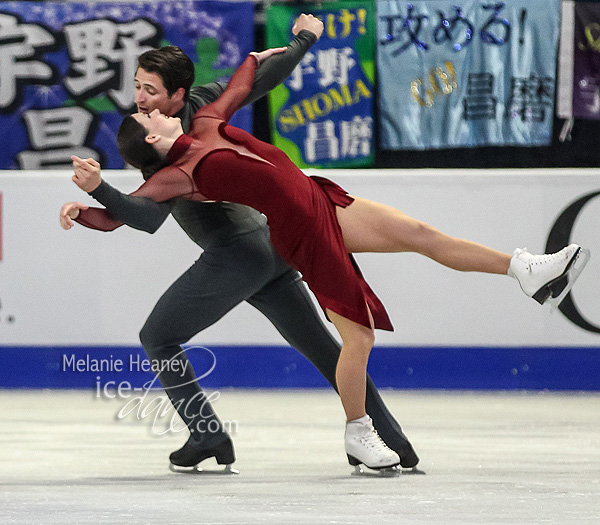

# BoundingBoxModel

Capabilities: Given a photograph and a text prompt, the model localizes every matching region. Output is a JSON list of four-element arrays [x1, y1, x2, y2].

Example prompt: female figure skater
[[70, 48, 588, 471]]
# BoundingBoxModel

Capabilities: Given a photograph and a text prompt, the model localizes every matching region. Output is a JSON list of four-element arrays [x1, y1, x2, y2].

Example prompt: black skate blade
[[531, 247, 581, 305], [169, 462, 239, 475], [347, 454, 404, 476], [351, 464, 426, 477], [546, 248, 590, 311]]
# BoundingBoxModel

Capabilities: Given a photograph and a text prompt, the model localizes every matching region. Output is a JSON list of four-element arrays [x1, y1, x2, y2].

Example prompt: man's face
[[134, 68, 183, 115], [132, 109, 183, 140]]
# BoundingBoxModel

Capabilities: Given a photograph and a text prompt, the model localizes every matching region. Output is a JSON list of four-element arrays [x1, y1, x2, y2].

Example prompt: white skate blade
[[351, 465, 426, 477], [169, 462, 239, 475], [546, 248, 591, 311]]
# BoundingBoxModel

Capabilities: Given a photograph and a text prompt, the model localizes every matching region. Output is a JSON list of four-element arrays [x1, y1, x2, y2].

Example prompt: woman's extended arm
[[195, 46, 287, 124], [194, 55, 260, 123]]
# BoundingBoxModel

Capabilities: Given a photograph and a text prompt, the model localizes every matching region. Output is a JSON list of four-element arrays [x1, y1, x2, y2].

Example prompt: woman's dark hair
[[117, 115, 164, 176], [137, 46, 195, 102]]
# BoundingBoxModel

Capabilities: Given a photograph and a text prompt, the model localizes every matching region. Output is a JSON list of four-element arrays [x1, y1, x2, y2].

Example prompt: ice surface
[[1, 389, 599, 524]]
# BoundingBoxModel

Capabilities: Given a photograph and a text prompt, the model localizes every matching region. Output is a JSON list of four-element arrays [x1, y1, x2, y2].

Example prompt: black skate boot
[[169, 433, 238, 475]]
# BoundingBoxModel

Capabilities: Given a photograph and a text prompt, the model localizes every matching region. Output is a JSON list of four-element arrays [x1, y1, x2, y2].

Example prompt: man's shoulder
[[189, 82, 227, 107], [188, 87, 209, 110]]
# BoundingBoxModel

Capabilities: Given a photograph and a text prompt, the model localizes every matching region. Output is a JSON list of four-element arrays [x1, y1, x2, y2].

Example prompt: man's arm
[[243, 25, 320, 105], [89, 180, 173, 234], [72, 166, 192, 232], [71, 156, 173, 234], [190, 14, 322, 108]]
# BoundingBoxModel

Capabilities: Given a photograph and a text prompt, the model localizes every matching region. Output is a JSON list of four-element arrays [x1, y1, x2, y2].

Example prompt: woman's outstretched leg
[[336, 196, 588, 306], [337, 196, 510, 273], [326, 309, 400, 470]]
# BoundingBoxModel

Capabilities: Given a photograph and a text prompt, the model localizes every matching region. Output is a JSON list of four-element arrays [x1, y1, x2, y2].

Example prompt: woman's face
[[132, 108, 182, 139]]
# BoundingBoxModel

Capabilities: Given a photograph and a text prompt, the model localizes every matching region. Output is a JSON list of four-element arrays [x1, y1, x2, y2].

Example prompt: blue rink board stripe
[[0, 345, 599, 390]]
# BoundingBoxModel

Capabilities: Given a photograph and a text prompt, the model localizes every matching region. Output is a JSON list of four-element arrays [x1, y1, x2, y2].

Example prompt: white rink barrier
[[0, 168, 599, 348]]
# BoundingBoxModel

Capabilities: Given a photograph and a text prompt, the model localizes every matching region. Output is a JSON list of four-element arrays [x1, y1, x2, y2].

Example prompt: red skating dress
[[79, 56, 393, 331]]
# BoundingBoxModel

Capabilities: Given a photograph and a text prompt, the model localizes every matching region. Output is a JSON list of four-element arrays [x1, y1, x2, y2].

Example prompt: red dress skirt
[[197, 125, 393, 331]]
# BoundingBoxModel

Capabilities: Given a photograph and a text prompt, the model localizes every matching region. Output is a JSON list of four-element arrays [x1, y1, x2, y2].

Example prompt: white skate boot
[[345, 415, 401, 476], [508, 244, 590, 309]]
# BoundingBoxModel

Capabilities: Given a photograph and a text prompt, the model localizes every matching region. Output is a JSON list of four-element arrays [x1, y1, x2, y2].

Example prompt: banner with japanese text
[[377, 0, 560, 150], [266, 1, 375, 168], [558, 0, 600, 121], [0, 1, 254, 169]]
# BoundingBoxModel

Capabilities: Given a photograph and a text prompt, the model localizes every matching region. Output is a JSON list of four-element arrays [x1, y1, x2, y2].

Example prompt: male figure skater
[[60, 14, 420, 474]]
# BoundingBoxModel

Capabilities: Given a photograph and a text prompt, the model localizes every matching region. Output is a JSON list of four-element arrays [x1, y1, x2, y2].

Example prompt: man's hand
[[292, 13, 323, 40], [250, 47, 287, 66], [71, 155, 102, 193], [60, 202, 88, 230]]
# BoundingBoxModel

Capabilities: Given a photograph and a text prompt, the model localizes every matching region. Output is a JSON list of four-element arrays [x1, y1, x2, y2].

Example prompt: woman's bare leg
[[326, 308, 374, 421], [337, 196, 510, 274]]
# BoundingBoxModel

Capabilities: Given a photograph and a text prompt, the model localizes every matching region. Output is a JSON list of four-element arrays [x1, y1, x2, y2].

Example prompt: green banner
[[266, 2, 375, 168]]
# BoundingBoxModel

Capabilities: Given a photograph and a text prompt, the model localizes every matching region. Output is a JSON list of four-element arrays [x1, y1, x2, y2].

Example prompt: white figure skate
[[508, 244, 590, 310], [345, 415, 401, 476]]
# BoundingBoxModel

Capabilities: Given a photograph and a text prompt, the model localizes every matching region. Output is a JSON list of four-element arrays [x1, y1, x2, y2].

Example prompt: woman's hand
[[59, 202, 88, 230], [250, 47, 288, 66]]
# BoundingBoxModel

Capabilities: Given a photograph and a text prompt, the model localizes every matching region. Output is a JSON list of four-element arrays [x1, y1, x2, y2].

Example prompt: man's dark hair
[[117, 115, 165, 176], [137, 46, 195, 102]]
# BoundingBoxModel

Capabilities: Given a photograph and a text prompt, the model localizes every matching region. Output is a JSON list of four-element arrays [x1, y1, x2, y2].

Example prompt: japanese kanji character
[[304, 121, 339, 162], [463, 73, 497, 120], [379, 4, 429, 56], [0, 13, 56, 109], [317, 47, 355, 88], [288, 52, 316, 92], [340, 116, 372, 158], [64, 19, 159, 109], [508, 76, 553, 122], [17, 107, 99, 169]]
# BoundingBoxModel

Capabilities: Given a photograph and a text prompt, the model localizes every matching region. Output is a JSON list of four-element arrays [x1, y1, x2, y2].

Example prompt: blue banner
[[377, 0, 560, 150], [0, 1, 254, 169]]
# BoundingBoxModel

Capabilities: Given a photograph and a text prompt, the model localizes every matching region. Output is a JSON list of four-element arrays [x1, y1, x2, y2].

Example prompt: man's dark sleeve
[[188, 29, 317, 109], [242, 29, 317, 106], [89, 180, 173, 234]]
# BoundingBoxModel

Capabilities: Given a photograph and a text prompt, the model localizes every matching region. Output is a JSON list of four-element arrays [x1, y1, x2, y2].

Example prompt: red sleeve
[[75, 166, 195, 232], [191, 55, 258, 130], [76, 206, 123, 231], [128, 165, 195, 201]]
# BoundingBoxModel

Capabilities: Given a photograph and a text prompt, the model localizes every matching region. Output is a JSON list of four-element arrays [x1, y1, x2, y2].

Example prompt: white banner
[[0, 169, 599, 347]]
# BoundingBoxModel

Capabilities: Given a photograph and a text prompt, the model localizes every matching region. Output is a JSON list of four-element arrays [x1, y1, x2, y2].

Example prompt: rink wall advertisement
[[0, 0, 254, 169], [0, 169, 599, 389], [266, 1, 375, 168], [377, 0, 561, 149]]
